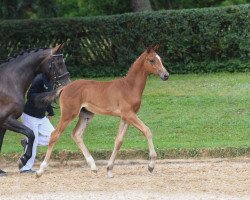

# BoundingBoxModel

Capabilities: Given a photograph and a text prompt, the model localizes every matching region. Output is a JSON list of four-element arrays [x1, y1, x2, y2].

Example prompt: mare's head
[[38, 44, 70, 87], [143, 45, 169, 81]]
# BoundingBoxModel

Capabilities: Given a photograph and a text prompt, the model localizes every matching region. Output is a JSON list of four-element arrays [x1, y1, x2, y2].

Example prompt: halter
[[49, 49, 70, 88]]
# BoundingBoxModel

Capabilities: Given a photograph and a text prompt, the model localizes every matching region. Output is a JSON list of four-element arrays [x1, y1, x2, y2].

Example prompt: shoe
[[21, 138, 27, 150], [20, 169, 35, 174], [0, 169, 7, 177]]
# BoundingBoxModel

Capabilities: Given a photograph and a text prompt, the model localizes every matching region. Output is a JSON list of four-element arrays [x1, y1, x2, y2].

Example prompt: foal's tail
[[34, 87, 64, 108]]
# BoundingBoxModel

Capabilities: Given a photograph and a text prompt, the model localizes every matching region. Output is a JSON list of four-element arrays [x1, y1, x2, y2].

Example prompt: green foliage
[[221, 0, 250, 6], [0, 0, 58, 19], [151, 0, 250, 10], [1, 0, 248, 19], [0, 0, 130, 19], [0, 5, 249, 77], [55, 0, 130, 17]]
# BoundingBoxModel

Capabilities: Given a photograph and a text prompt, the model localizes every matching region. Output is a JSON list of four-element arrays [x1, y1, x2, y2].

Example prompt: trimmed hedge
[[0, 5, 249, 77]]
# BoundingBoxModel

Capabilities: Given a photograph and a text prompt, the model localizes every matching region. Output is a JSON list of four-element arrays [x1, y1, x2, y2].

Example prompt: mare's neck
[[124, 53, 148, 97], [10, 50, 48, 94]]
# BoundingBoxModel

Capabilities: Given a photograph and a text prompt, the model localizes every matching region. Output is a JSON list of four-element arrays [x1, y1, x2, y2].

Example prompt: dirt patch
[[0, 158, 249, 200]]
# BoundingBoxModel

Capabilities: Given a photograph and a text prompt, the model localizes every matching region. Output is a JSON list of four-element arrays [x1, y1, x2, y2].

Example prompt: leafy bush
[[0, 5, 249, 77]]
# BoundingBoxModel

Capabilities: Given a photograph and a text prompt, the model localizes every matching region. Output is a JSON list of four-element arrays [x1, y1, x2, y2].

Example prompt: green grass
[[2, 73, 250, 156]]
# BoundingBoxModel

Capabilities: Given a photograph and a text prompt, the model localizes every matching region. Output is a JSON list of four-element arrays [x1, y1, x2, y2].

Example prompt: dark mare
[[0, 44, 70, 175]]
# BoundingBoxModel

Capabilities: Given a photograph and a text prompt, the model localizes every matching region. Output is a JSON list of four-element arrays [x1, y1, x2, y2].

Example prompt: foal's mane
[[125, 50, 147, 78], [0, 47, 49, 66]]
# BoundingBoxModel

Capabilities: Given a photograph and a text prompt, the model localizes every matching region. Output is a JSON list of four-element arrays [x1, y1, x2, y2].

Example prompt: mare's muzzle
[[49, 53, 71, 88]]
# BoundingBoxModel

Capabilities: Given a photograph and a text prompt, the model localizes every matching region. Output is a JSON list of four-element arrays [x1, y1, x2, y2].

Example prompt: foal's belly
[[84, 103, 120, 116]]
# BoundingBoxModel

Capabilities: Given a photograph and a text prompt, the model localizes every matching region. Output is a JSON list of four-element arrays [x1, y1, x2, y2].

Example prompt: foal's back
[[59, 78, 133, 117]]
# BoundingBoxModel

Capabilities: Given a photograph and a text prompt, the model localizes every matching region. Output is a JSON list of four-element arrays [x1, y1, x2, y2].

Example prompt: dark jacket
[[23, 74, 54, 118]]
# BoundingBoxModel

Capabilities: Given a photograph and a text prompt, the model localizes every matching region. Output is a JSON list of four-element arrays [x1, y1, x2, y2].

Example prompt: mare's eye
[[149, 59, 155, 64]]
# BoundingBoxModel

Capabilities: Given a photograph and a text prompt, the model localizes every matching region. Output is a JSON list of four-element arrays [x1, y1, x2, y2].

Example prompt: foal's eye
[[149, 59, 155, 64]]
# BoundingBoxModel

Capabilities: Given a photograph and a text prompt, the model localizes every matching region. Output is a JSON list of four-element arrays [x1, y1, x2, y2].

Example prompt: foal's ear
[[146, 45, 154, 53], [146, 45, 159, 53], [153, 44, 160, 52]]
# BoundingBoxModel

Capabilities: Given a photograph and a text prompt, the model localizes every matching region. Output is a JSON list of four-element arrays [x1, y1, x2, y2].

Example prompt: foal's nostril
[[164, 74, 169, 80]]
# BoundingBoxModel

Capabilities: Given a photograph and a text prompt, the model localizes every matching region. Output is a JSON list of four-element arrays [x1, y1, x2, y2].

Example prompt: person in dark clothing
[[20, 73, 55, 173]]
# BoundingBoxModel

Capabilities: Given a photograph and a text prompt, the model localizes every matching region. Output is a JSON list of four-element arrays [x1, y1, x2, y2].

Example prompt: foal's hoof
[[107, 170, 114, 178], [148, 165, 154, 173], [36, 171, 42, 178], [91, 166, 98, 174]]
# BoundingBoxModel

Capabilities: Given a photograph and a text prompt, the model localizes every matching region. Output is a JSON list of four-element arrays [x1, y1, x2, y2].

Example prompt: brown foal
[[36, 45, 169, 178]]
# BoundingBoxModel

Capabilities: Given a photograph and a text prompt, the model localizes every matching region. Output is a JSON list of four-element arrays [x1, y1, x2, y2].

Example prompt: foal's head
[[143, 45, 169, 81]]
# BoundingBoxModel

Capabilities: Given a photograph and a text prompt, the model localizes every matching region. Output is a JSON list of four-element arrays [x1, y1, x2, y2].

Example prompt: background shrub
[[0, 5, 249, 77]]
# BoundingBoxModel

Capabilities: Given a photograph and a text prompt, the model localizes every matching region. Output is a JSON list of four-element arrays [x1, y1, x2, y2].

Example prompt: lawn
[[1, 73, 250, 156]]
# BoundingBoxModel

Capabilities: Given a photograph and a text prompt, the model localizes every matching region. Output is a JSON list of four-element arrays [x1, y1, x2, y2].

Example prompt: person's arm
[[46, 105, 54, 118], [26, 75, 43, 103]]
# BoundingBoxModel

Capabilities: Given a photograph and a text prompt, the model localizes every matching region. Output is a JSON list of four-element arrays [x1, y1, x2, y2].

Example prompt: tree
[[0, 0, 57, 19], [130, 0, 152, 12], [0, 0, 249, 19], [0, 0, 19, 19], [150, 0, 250, 10]]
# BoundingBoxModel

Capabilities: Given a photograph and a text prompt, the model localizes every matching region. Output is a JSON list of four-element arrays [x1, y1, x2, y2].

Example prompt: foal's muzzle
[[160, 72, 169, 81]]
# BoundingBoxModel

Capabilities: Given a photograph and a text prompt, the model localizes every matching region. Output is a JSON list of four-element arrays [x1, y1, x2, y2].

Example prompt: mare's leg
[[3, 118, 35, 169], [124, 113, 157, 172], [71, 109, 97, 172], [0, 128, 7, 176], [0, 128, 6, 152], [107, 119, 128, 178], [36, 115, 75, 177], [0, 107, 11, 153]]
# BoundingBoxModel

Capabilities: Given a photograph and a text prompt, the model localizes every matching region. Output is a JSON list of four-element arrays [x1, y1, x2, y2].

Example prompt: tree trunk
[[130, 0, 152, 12], [166, 0, 173, 9]]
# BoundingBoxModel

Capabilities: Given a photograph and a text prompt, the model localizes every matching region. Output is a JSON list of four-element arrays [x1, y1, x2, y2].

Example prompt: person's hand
[[47, 115, 53, 121]]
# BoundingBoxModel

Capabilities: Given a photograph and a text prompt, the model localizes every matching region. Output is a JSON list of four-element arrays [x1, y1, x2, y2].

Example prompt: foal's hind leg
[[107, 120, 128, 178], [36, 116, 74, 177], [71, 109, 97, 172]]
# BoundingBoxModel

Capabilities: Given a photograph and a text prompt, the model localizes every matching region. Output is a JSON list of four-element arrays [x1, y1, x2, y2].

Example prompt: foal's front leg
[[107, 120, 128, 178], [36, 118, 72, 177], [125, 113, 157, 172]]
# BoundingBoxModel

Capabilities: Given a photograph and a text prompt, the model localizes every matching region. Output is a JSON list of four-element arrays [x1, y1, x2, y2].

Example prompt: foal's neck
[[124, 53, 148, 97]]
